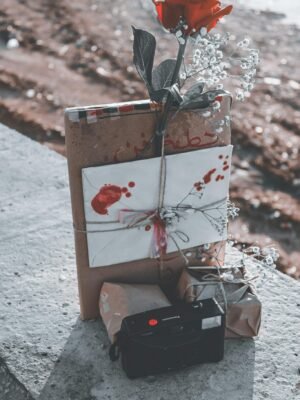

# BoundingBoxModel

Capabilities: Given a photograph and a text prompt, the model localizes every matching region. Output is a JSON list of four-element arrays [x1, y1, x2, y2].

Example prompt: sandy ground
[[0, 0, 299, 278]]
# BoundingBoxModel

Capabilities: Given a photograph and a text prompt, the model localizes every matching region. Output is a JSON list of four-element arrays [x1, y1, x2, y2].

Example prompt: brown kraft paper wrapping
[[65, 98, 231, 319], [99, 283, 171, 343], [176, 268, 261, 338]]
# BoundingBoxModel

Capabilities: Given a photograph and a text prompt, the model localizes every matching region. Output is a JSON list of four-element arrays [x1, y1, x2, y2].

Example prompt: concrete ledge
[[0, 124, 300, 400]]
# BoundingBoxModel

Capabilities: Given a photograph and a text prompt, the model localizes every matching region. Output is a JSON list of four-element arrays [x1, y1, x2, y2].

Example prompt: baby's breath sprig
[[184, 31, 260, 102]]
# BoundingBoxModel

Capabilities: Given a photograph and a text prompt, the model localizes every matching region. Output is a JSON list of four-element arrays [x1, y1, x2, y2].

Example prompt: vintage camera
[[111, 298, 225, 378]]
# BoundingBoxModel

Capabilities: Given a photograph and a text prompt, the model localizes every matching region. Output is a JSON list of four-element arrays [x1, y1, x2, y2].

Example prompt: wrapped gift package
[[176, 268, 261, 338], [99, 282, 171, 343], [65, 97, 231, 319]]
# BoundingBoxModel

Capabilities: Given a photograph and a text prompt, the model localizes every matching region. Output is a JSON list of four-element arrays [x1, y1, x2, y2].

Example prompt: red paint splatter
[[145, 225, 151, 231], [128, 181, 135, 188], [215, 96, 223, 102], [96, 109, 104, 117], [204, 132, 217, 138], [203, 168, 216, 184], [225, 155, 229, 159], [91, 185, 123, 215], [216, 175, 225, 181], [194, 181, 203, 191], [125, 192, 132, 198], [223, 165, 229, 171], [223, 161, 228, 166], [219, 155, 223, 159], [121, 187, 128, 193]]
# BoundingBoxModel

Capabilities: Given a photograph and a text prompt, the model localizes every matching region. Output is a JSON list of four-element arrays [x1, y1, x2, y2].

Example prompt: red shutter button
[[148, 318, 158, 327]]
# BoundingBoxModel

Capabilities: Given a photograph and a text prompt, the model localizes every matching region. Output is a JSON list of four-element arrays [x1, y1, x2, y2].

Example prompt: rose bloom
[[153, 0, 233, 34]]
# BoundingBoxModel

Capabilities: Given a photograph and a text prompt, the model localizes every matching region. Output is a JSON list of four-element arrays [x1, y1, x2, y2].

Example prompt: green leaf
[[180, 88, 226, 110], [132, 27, 156, 93], [152, 59, 178, 92]]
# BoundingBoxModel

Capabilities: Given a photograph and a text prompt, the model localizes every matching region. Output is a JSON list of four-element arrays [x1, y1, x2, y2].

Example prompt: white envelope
[[82, 145, 233, 267]]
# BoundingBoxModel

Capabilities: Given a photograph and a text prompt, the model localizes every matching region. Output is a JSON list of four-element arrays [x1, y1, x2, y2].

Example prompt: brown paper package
[[176, 269, 261, 338], [65, 98, 231, 319], [99, 282, 171, 343]]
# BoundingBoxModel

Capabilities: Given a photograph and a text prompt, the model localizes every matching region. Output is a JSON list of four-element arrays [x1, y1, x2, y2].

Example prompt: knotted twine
[[184, 266, 258, 310]]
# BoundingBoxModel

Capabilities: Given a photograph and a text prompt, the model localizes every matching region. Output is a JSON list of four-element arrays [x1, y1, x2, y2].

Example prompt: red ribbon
[[118, 209, 168, 259]]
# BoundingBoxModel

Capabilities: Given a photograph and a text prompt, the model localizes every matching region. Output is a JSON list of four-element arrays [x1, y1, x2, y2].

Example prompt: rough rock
[[0, 124, 300, 399]]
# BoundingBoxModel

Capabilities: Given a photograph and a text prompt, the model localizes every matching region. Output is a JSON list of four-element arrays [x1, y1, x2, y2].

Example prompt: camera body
[[118, 298, 225, 378]]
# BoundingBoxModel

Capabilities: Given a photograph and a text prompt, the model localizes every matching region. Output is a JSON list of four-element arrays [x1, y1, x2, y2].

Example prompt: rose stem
[[154, 36, 187, 153]]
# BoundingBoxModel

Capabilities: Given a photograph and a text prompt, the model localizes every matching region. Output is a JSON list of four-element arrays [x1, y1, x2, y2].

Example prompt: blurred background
[[0, 0, 299, 279]]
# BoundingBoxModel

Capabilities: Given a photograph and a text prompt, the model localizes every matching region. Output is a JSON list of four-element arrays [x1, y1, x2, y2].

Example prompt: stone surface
[[0, 124, 300, 400]]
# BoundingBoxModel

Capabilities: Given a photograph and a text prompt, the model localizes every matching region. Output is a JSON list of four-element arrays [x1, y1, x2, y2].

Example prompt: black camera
[[111, 298, 225, 378]]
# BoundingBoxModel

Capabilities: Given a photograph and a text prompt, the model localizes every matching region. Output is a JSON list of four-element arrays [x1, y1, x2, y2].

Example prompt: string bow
[[118, 207, 189, 259]]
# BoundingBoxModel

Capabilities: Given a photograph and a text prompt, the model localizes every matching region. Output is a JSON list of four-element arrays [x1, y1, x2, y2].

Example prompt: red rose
[[153, 0, 233, 34]]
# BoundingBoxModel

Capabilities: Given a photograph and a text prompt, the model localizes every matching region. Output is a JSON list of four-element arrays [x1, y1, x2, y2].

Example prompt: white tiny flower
[[243, 74, 251, 82], [206, 44, 215, 54], [212, 101, 221, 111], [202, 60, 209, 69], [248, 83, 254, 91], [243, 38, 250, 47], [200, 27, 207, 37], [194, 49, 201, 58], [236, 90, 245, 101], [250, 246, 260, 255], [264, 255, 275, 266]]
